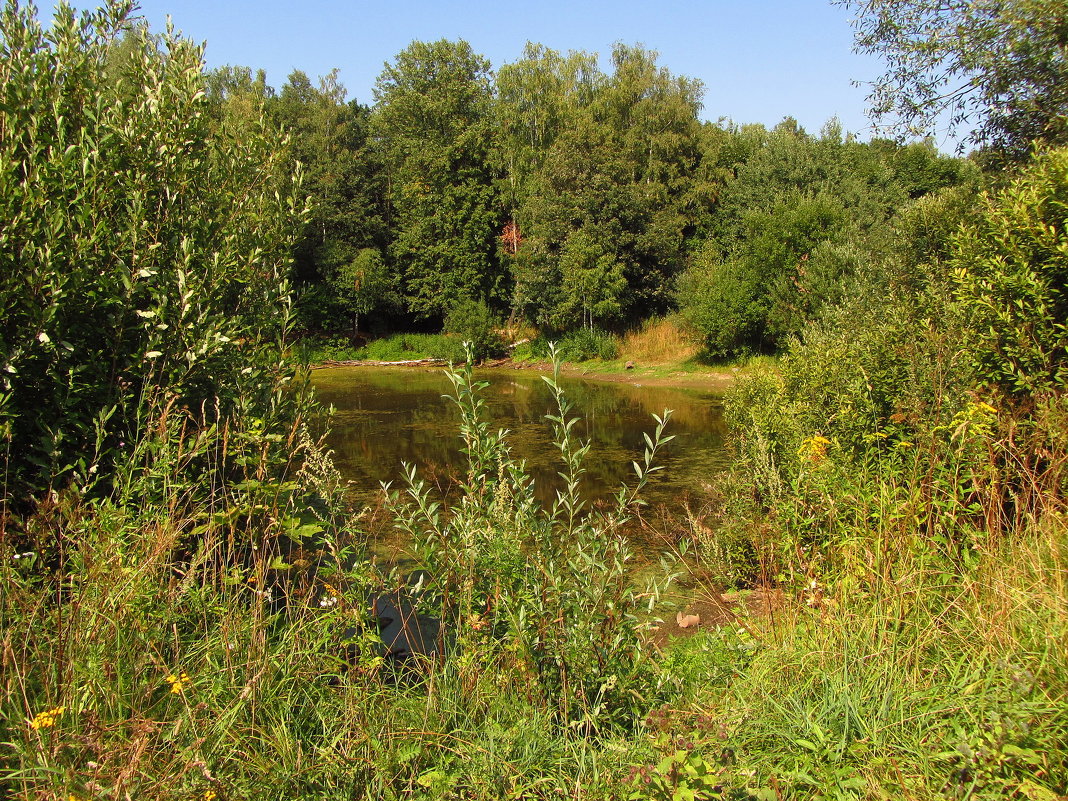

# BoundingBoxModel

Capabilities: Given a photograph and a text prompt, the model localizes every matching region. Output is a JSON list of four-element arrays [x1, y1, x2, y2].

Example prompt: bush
[[953, 146, 1068, 398], [556, 328, 619, 362], [358, 333, 466, 363], [443, 298, 504, 363], [0, 0, 305, 500], [386, 353, 675, 731]]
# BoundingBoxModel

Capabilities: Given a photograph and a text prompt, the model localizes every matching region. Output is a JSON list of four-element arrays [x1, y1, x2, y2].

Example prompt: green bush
[[358, 333, 466, 362], [556, 328, 619, 362], [511, 335, 552, 362], [443, 298, 505, 363], [0, 0, 305, 500], [387, 351, 675, 731], [677, 254, 763, 361], [953, 146, 1068, 398]]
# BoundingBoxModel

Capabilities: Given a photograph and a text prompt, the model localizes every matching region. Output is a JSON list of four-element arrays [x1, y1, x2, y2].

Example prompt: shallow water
[[311, 365, 729, 516]]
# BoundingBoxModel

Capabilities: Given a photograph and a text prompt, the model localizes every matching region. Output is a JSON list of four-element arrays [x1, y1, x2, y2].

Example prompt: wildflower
[[165, 671, 191, 694], [29, 705, 64, 729], [970, 400, 997, 417], [203, 791, 218, 801], [798, 435, 831, 462]]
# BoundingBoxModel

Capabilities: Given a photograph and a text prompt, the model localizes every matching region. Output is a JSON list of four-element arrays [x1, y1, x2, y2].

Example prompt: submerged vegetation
[[3, 0, 1068, 798]]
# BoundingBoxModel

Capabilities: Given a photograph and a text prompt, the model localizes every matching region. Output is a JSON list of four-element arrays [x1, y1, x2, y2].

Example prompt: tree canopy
[[841, 0, 1068, 160]]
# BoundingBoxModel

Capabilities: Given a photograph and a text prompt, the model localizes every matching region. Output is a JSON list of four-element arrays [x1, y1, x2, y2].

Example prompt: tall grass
[[0, 351, 681, 799], [619, 317, 700, 365], [649, 518, 1068, 799]]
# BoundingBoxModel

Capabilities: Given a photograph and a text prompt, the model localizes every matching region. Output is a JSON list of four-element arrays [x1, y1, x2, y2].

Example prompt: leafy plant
[[952, 146, 1068, 398], [386, 345, 675, 731], [0, 0, 306, 502], [444, 297, 505, 362]]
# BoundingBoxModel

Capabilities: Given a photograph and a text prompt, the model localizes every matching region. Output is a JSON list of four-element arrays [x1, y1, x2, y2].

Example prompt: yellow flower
[[165, 671, 191, 694], [203, 790, 218, 801], [29, 705, 64, 729], [798, 435, 831, 462]]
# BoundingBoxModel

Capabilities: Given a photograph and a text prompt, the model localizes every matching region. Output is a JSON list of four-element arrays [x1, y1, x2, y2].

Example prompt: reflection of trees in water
[[314, 367, 728, 510]]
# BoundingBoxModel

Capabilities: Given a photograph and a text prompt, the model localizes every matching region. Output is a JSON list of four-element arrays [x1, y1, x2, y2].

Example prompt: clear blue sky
[[66, 0, 947, 146]]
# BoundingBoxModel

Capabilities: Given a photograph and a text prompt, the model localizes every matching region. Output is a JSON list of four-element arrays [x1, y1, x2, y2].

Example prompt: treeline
[[203, 40, 972, 355]]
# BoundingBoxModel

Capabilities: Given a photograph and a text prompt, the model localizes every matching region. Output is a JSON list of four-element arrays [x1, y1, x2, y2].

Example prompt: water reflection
[[312, 366, 729, 512]]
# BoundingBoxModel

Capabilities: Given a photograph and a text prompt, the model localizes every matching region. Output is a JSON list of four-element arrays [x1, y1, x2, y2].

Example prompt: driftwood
[[312, 358, 448, 369]]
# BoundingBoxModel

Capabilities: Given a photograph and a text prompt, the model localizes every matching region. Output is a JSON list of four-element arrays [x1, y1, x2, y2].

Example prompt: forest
[[2, 0, 1068, 798], [210, 37, 973, 362]]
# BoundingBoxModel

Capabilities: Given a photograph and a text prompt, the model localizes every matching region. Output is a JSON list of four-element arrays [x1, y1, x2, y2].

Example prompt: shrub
[[443, 298, 504, 363], [953, 146, 1068, 398], [386, 348, 675, 731], [556, 328, 619, 362], [357, 333, 466, 363], [0, 0, 306, 501]]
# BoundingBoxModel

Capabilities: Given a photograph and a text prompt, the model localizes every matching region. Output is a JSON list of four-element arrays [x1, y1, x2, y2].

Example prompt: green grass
[[296, 333, 467, 364], [655, 521, 1068, 799], [4, 358, 1066, 801]]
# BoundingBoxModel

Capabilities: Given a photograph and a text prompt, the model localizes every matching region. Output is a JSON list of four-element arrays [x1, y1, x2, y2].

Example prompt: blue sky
[[67, 0, 944, 146]]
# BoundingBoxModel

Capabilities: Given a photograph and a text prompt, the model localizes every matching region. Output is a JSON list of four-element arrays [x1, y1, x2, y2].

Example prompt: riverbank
[[309, 355, 743, 393]]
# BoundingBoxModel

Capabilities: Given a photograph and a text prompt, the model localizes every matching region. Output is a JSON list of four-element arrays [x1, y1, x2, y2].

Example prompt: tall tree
[[271, 69, 388, 331], [507, 44, 704, 329], [495, 43, 600, 212], [373, 39, 502, 319]]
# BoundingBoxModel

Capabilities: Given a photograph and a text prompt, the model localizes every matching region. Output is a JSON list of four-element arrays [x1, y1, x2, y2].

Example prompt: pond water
[[311, 366, 729, 518]]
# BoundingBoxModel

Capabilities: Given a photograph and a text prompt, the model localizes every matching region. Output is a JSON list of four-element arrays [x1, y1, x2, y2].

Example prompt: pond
[[311, 366, 730, 525]]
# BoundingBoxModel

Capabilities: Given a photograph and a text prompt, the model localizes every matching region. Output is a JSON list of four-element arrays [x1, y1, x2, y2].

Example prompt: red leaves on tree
[[500, 220, 522, 255]]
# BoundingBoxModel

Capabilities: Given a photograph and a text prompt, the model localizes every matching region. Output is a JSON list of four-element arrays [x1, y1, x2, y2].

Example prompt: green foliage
[[352, 333, 466, 363], [374, 39, 504, 319], [0, 0, 306, 500], [661, 530, 1068, 799], [952, 146, 1068, 397], [555, 328, 621, 362], [506, 43, 707, 329], [386, 350, 675, 731], [676, 121, 969, 360], [330, 247, 396, 335], [557, 228, 628, 330], [677, 253, 764, 361], [843, 0, 1068, 160], [443, 298, 505, 363], [270, 70, 389, 331], [627, 738, 722, 801]]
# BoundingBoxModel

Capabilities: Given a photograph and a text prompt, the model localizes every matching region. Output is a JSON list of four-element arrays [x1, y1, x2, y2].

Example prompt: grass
[[5, 354, 1065, 800], [618, 317, 701, 365], [296, 333, 467, 364]]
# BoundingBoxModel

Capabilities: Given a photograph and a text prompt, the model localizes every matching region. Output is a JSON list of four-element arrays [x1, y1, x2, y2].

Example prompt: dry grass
[[618, 317, 700, 364]]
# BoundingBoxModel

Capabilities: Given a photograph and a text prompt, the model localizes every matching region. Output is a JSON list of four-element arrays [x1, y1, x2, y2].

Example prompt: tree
[[373, 40, 503, 319], [507, 44, 704, 328], [495, 43, 600, 212], [331, 248, 395, 336], [557, 228, 627, 330], [272, 69, 388, 332], [841, 0, 1068, 160]]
